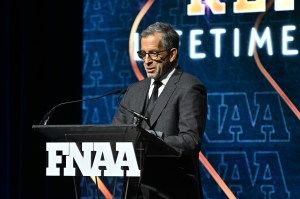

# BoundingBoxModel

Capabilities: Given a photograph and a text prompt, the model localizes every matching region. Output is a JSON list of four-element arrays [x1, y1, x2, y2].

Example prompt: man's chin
[[147, 73, 157, 79]]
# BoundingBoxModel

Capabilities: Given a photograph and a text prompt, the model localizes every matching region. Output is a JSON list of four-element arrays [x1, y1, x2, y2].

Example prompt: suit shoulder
[[127, 78, 150, 90], [180, 72, 204, 86]]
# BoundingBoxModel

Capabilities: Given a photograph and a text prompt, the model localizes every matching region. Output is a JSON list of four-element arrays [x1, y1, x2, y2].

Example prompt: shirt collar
[[151, 67, 176, 86]]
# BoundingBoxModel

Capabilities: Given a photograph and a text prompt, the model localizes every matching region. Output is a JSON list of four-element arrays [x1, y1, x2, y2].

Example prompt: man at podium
[[113, 22, 207, 199]]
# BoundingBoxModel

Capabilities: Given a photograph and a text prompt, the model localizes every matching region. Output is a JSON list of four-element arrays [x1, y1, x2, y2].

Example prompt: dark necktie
[[145, 80, 162, 117]]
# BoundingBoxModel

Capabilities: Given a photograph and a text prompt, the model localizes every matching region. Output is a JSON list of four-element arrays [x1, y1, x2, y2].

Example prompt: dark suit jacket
[[113, 68, 207, 199]]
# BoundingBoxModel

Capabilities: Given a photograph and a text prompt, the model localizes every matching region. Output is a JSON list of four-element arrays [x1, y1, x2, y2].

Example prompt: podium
[[32, 124, 180, 198]]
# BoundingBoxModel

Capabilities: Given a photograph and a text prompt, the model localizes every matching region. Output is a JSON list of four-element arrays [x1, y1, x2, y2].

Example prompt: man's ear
[[169, 48, 178, 62]]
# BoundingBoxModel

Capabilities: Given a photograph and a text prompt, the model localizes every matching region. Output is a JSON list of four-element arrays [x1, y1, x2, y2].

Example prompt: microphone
[[116, 89, 150, 127], [119, 103, 150, 127], [39, 89, 126, 125], [120, 104, 150, 126]]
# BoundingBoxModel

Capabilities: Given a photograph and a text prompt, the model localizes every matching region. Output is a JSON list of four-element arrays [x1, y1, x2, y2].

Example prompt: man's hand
[[147, 130, 164, 140]]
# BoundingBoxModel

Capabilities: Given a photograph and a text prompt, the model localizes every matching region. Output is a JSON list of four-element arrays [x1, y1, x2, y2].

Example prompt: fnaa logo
[[46, 142, 140, 177], [187, 0, 294, 15]]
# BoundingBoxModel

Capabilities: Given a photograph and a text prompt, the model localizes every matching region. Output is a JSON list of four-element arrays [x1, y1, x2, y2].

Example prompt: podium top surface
[[33, 124, 180, 157], [32, 124, 140, 142]]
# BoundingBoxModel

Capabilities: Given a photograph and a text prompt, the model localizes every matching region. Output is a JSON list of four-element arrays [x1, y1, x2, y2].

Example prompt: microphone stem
[[39, 89, 126, 125]]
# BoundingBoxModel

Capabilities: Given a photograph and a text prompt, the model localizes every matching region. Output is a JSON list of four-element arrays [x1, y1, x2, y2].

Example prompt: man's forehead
[[141, 34, 164, 49]]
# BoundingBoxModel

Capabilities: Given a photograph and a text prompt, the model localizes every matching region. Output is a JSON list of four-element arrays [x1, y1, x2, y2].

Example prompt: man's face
[[140, 33, 176, 80]]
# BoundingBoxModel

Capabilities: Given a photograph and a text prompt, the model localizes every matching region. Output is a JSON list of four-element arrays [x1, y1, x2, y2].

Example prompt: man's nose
[[144, 54, 153, 63]]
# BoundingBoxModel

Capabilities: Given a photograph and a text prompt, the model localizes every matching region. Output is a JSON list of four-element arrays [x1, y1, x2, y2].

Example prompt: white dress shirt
[[148, 67, 176, 99]]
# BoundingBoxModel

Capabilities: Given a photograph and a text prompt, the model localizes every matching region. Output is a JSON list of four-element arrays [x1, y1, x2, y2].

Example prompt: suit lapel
[[149, 69, 182, 128], [134, 78, 151, 114]]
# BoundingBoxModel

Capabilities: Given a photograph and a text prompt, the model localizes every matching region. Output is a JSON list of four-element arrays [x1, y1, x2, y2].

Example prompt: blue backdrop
[[81, 0, 300, 198]]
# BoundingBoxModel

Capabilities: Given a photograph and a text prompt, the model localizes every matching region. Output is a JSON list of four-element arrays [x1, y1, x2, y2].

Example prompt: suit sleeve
[[164, 82, 207, 154]]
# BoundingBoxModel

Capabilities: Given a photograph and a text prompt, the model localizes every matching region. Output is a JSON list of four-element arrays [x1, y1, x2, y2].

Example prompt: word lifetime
[[134, 25, 298, 60], [46, 142, 140, 177], [187, 0, 294, 15]]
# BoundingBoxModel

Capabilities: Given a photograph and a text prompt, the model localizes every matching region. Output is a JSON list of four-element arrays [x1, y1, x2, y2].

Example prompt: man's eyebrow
[[148, 49, 160, 52]]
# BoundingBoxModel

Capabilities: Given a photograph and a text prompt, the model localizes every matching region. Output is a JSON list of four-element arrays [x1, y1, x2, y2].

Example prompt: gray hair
[[140, 22, 179, 50]]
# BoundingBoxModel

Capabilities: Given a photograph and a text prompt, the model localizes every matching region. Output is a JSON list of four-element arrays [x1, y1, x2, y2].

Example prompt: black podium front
[[32, 124, 180, 198]]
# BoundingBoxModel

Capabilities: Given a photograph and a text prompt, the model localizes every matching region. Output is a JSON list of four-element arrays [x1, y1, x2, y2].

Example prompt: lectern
[[32, 124, 180, 198]]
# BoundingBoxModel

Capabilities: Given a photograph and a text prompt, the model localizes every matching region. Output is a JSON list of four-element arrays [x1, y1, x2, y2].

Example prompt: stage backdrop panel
[[82, 0, 300, 198]]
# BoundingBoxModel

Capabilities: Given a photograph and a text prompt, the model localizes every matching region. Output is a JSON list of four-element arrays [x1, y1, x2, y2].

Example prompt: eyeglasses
[[137, 49, 170, 60]]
